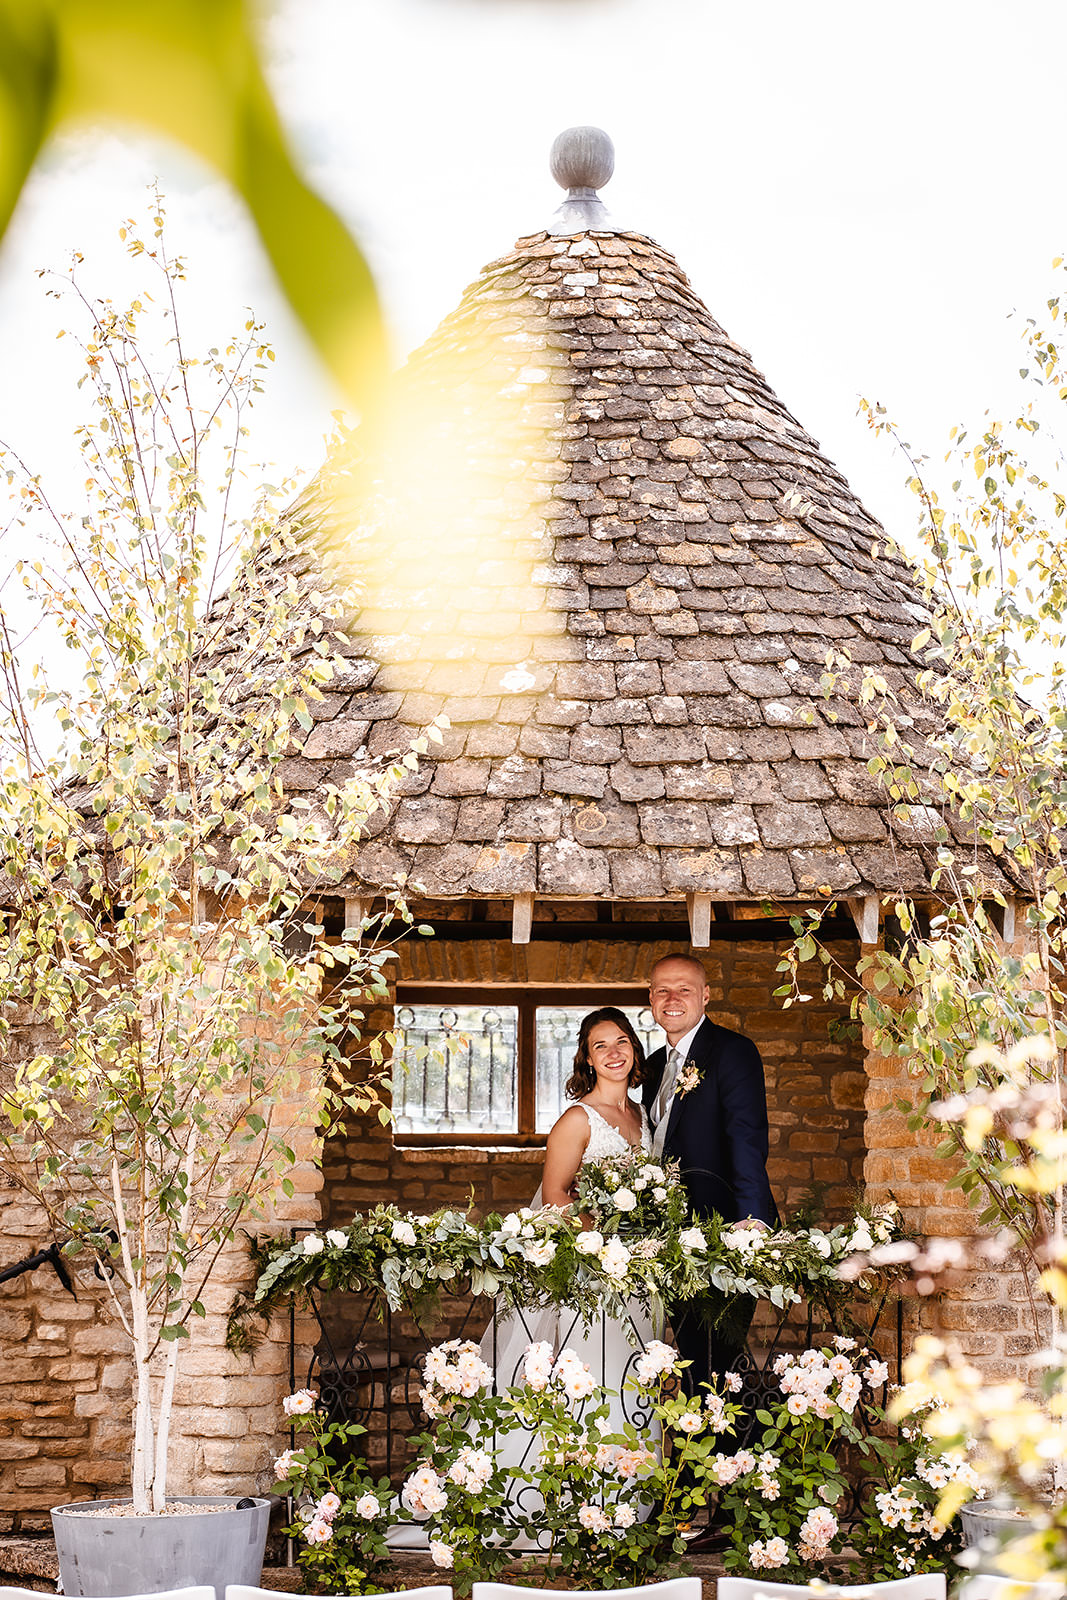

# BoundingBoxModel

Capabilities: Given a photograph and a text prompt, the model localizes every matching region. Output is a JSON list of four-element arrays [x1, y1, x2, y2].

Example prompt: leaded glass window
[[392, 988, 656, 1142]]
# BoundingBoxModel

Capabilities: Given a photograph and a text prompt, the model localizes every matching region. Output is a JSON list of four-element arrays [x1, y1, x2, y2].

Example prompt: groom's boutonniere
[[675, 1060, 700, 1098]]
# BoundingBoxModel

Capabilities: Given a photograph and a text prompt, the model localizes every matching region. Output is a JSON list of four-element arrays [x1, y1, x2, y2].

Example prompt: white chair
[[227, 1587, 452, 1600], [718, 1581, 947, 1600], [0, 1591, 216, 1600], [960, 1580, 1067, 1600], [473, 1582, 699, 1600]]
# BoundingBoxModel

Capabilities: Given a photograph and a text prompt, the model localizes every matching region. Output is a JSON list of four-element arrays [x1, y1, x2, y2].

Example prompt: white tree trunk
[[151, 1119, 200, 1511], [113, 1158, 155, 1514]]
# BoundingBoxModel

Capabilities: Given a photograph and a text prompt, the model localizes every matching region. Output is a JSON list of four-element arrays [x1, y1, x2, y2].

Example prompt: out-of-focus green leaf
[[0, 0, 386, 410]]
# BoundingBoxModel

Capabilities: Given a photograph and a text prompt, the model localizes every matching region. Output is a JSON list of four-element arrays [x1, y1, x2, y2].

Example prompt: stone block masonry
[[0, 1055, 326, 1524]]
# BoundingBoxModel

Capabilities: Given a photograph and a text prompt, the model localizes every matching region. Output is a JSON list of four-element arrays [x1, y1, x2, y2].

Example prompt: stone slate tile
[[740, 849, 797, 897], [755, 802, 832, 848], [538, 840, 612, 896], [661, 847, 744, 894], [394, 797, 460, 845], [456, 798, 506, 841], [502, 796, 564, 842], [638, 800, 709, 846], [789, 847, 863, 892], [608, 846, 664, 897], [570, 796, 642, 848], [542, 760, 609, 798]]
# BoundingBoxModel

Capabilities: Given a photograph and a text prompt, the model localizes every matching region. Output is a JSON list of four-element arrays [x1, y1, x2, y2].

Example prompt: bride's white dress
[[484, 1102, 658, 1399], [477, 1103, 660, 1543], [387, 1102, 660, 1549]]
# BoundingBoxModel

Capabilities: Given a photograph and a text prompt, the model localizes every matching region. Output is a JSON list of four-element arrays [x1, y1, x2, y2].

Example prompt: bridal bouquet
[[574, 1150, 688, 1236]]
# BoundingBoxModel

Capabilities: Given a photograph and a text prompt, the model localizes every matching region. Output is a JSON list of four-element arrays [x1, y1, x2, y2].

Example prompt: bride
[[389, 1008, 662, 1549], [487, 1005, 658, 1380], [479, 1007, 661, 1524]]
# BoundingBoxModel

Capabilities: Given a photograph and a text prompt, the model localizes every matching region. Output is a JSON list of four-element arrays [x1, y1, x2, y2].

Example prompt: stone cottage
[[0, 128, 1022, 1524]]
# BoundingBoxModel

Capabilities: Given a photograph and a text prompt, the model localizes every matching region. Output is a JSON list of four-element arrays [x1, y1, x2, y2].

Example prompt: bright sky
[[1, 0, 1065, 564]]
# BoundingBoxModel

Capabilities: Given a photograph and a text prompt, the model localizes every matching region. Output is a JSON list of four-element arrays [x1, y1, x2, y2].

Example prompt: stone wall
[[859, 930, 1048, 1380], [0, 1064, 326, 1526]]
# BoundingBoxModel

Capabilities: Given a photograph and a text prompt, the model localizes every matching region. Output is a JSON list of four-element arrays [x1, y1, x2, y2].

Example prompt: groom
[[643, 952, 778, 1383]]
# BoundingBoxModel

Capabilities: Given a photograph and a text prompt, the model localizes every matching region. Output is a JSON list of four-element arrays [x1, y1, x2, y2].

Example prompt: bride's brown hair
[[565, 1007, 646, 1100]]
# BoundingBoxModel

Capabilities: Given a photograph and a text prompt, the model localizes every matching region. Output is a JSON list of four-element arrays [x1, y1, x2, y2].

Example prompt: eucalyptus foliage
[[0, 211, 426, 1512], [245, 1198, 904, 1336]]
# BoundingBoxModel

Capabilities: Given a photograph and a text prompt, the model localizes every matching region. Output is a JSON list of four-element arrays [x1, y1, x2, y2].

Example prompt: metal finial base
[[547, 128, 617, 236]]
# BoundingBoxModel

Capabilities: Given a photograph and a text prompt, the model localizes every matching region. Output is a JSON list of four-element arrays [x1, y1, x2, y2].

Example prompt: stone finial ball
[[550, 126, 614, 192]]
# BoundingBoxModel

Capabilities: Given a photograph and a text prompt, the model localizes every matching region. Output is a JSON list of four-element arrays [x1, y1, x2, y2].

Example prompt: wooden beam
[[512, 893, 535, 945], [846, 896, 880, 944], [989, 897, 1017, 945], [686, 892, 712, 949], [344, 896, 368, 936]]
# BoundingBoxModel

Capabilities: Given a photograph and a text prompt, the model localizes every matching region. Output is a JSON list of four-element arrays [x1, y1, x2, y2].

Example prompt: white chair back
[[473, 1581, 700, 1600], [0, 1590, 216, 1600], [718, 1579, 947, 1600], [227, 1587, 452, 1600]]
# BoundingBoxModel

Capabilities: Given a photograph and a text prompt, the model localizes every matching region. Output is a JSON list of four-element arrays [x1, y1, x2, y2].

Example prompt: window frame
[[393, 984, 653, 1146]]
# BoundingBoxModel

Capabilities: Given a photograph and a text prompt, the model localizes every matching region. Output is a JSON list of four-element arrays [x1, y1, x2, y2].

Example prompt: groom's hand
[[738, 1217, 770, 1232]]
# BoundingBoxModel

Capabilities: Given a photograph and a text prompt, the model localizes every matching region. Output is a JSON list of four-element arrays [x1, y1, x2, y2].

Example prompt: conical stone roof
[[276, 169, 969, 907]]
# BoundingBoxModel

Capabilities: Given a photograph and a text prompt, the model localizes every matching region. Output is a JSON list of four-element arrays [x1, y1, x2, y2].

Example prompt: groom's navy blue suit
[[643, 1016, 778, 1390], [643, 1017, 778, 1230]]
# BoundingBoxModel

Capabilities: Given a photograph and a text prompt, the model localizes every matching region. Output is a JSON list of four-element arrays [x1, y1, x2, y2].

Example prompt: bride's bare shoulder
[[546, 1102, 591, 1141]]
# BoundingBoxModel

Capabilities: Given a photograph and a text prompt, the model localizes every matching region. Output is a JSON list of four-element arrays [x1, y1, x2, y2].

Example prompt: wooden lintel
[[344, 896, 368, 936], [686, 892, 712, 949], [846, 896, 880, 944], [512, 894, 535, 945]]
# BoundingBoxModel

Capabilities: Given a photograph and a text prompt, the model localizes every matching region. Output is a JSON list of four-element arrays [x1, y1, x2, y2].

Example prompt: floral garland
[[248, 1185, 904, 1327]]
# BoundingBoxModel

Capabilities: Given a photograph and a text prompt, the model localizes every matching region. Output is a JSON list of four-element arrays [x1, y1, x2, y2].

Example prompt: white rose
[[282, 1388, 318, 1416], [599, 1238, 631, 1278], [501, 1213, 522, 1236], [849, 1226, 875, 1253], [391, 1219, 417, 1246], [653, 1186, 667, 1202], [524, 1240, 557, 1267], [302, 1234, 324, 1255], [325, 1229, 347, 1249], [809, 1231, 833, 1259], [679, 1226, 707, 1253], [575, 1230, 603, 1255], [429, 1540, 454, 1569], [614, 1187, 637, 1212], [355, 1493, 381, 1518]]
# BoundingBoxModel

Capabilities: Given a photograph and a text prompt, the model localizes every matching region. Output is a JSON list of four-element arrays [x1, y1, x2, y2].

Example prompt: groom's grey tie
[[651, 1045, 683, 1158]]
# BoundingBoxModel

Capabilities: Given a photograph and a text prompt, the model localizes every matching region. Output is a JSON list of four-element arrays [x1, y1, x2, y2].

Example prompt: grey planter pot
[[51, 1495, 271, 1600], [959, 1501, 1039, 1576]]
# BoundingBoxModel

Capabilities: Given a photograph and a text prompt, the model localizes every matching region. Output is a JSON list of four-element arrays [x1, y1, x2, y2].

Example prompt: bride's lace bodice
[[580, 1102, 652, 1163]]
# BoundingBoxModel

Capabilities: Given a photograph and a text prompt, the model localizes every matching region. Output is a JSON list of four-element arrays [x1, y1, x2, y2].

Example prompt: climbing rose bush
[[273, 1391, 395, 1596]]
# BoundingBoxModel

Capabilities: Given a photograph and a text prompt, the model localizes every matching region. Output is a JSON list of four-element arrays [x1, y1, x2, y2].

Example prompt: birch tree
[[0, 203, 427, 1513]]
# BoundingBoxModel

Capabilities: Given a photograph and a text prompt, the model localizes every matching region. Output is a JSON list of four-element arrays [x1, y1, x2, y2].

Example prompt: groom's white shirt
[[654, 1017, 704, 1129]]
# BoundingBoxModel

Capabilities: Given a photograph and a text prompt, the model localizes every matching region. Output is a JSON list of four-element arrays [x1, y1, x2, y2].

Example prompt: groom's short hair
[[649, 952, 707, 984]]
